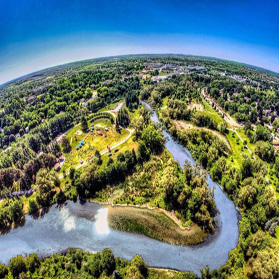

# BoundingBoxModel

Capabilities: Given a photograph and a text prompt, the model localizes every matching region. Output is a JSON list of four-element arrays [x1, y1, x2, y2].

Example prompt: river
[[0, 103, 240, 276]]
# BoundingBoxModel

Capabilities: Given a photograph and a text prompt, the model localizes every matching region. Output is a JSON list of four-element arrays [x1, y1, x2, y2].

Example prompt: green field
[[226, 130, 250, 168], [201, 99, 224, 125], [60, 119, 129, 172], [235, 128, 256, 153], [158, 71, 169, 76]]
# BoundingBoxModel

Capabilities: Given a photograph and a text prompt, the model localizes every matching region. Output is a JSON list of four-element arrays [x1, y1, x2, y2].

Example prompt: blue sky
[[0, 0, 278, 84]]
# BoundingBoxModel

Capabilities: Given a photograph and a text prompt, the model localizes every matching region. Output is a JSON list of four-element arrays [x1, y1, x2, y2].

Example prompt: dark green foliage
[[28, 199, 39, 215], [89, 111, 114, 124], [126, 91, 139, 110], [255, 141, 275, 162], [116, 108, 130, 128], [25, 254, 40, 273], [101, 248, 116, 276], [1, 248, 198, 279], [9, 255, 26, 278], [0, 199, 24, 230], [81, 116, 88, 132], [61, 137, 72, 153], [141, 125, 164, 154], [0, 263, 8, 278]]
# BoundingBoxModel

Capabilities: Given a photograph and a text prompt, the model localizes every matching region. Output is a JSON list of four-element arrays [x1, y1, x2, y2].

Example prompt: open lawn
[[60, 119, 129, 172], [108, 206, 207, 245]]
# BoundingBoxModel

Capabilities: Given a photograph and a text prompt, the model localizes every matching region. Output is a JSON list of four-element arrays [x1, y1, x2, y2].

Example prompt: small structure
[[273, 141, 279, 152], [80, 140, 84, 145], [99, 131, 103, 136], [103, 133, 107, 137]]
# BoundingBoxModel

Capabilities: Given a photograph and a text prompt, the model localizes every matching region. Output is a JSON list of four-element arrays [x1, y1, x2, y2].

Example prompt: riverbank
[[107, 205, 208, 245]]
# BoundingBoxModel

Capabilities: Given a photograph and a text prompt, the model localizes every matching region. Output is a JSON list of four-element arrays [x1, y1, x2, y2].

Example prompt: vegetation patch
[[108, 206, 207, 245]]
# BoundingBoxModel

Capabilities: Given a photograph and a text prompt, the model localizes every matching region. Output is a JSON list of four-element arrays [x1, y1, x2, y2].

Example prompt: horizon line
[[1, 53, 278, 88]]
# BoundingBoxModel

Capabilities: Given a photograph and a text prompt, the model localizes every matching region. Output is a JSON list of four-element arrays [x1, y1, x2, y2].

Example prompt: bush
[[28, 199, 39, 215]]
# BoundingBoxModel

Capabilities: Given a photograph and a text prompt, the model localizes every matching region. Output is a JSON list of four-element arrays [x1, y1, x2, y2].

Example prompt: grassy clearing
[[99, 99, 125, 112], [158, 71, 168, 76], [226, 130, 250, 168], [187, 102, 203, 111], [81, 63, 97, 70], [147, 268, 196, 279], [162, 96, 169, 107], [235, 128, 255, 153], [101, 136, 138, 166], [275, 226, 279, 242], [108, 206, 208, 245], [128, 106, 141, 121], [61, 119, 129, 172], [264, 89, 275, 96], [201, 99, 224, 125]]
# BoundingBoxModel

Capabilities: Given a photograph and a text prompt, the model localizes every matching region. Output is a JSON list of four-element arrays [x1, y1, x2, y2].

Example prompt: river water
[[0, 103, 240, 275]]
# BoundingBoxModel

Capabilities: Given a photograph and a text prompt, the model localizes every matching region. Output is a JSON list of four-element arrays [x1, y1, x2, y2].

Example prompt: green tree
[[28, 199, 39, 215], [25, 254, 40, 273], [125, 266, 144, 279], [81, 116, 88, 132], [141, 125, 164, 154], [61, 137, 71, 153], [131, 255, 147, 277], [9, 255, 26, 278], [101, 249, 115, 276]]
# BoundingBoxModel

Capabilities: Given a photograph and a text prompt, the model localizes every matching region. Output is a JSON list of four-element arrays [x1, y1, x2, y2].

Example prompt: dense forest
[[0, 55, 279, 279], [0, 248, 198, 279]]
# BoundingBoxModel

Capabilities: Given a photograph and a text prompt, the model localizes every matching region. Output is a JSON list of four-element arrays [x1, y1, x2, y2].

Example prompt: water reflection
[[95, 208, 110, 235]]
